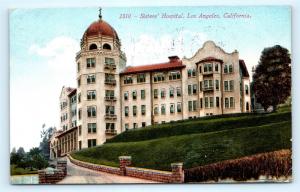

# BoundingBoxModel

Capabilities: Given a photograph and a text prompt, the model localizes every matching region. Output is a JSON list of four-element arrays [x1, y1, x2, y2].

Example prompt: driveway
[[58, 158, 158, 184]]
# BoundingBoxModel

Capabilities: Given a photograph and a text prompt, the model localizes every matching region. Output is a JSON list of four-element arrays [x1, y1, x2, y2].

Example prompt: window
[[188, 85, 192, 95], [224, 81, 229, 91], [229, 80, 234, 91], [87, 106, 96, 117], [176, 87, 181, 97], [204, 80, 213, 90], [141, 105, 146, 115], [216, 97, 220, 107], [188, 101, 193, 112], [88, 139, 96, 148], [209, 97, 214, 108], [88, 123, 97, 133], [154, 106, 159, 115], [177, 102, 182, 112], [106, 123, 115, 130], [89, 44, 97, 50], [193, 100, 197, 111], [125, 106, 129, 117], [78, 109, 82, 120], [229, 65, 233, 73], [124, 92, 128, 100], [77, 78, 81, 87], [71, 95, 77, 104], [78, 125, 82, 136], [170, 103, 175, 114], [77, 62, 80, 72], [215, 64, 219, 72], [169, 71, 181, 80], [137, 74, 146, 83], [77, 93, 81, 103], [230, 97, 235, 108], [106, 106, 115, 115], [154, 89, 158, 99], [87, 58, 96, 68], [133, 105, 137, 116], [224, 64, 233, 73], [133, 123, 138, 129], [161, 104, 166, 115], [142, 122, 146, 127], [199, 81, 202, 91], [141, 90, 145, 99], [169, 88, 174, 97], [246, 102, 250, 111], [105, 73, 115, 82], [87, 74, 96, 84], [105, 90, 114, 98], [161, 88, 165, 98], [192, 69, 196, 76], [193, 84, 197, 94], [225, 98, 229, 108], [87, 90, 96, 100], [124, 76, 133, 84], [205, 97, 209, 108], [79, 141, 82, 150], [188, 69, 196, 77], [153, 73, 165, 82], [224, 65, 228, 73], [215, 80, 219, 90], [103, 43, 111, 50], [245, 85, 249, 95], [125, 124, 129, 131], [199, 66, 202, 73], [188, 69, 192, 77], [200, 98, 203, 108], [132, 91, 137, 100], [204, 63, 213, 72], [105, 57, 115, 65]]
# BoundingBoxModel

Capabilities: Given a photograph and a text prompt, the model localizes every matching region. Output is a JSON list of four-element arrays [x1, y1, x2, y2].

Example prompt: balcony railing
[[202, 71, 213, 76], [105, 129, 117, 135], [105, 96, 117, 101], [104, 64, 116, 70], [105, 79, 116, 85], [203, 86, 214, 91], [104, 114, 117, 120]]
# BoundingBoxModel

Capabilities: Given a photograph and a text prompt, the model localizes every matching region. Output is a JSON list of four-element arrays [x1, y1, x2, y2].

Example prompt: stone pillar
[[119, 156, 131, 176], [171, 163, 184, 183], [57, 160, 67, 176]]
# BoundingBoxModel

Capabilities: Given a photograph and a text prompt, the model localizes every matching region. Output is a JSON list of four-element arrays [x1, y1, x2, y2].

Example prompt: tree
[[39, 124, 56, 160], [28, 147, 48, 170], [253, 45, 291, 111]]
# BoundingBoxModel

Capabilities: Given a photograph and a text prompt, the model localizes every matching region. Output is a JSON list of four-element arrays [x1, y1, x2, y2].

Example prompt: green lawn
[[10, 165, 38, 176], [72, 109, 291, 171]]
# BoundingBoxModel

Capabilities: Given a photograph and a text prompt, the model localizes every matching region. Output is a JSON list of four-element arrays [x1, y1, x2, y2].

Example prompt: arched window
[[89, 44, 97, 50], [103, 43, 111, 50]]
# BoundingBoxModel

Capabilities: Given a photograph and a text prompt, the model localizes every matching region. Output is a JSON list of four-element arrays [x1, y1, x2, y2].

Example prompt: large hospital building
[[50, 11, 251, 159]]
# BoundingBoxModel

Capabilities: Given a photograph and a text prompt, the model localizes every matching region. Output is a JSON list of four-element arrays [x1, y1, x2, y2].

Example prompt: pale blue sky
[[10, 6, 291, 151]]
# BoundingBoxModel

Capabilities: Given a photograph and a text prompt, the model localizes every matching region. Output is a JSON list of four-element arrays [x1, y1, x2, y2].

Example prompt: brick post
[[171, 163, 184, 183], [119, 156, 132, 176], [57, 160, 67, 176]]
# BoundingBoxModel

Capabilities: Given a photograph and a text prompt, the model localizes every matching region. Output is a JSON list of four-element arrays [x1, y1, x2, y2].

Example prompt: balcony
[[202, 71, 213, 76], [105, 79, 116, 85], [203, 86, 214, 92], [104, 64, 116, 70], [105, 129, 117, 136], [104, 114, 117, 120], [105, 96, 117, 101]]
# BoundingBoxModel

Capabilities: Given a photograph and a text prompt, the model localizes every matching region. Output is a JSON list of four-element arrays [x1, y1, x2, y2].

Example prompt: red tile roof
[[82, 20, 119, 40], [196, 57, 224, 64], [239, 60, 250, 77], [121, 59, 185, 75]]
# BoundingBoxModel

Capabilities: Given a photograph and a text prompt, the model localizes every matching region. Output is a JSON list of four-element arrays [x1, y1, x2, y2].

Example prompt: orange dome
[[82, 19, 119, 40]]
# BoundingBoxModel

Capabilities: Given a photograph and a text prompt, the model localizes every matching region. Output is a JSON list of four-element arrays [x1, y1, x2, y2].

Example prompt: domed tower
[[76, 9, 126, 149]]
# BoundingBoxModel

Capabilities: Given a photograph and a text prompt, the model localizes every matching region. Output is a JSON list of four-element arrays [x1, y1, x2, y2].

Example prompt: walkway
[[58, 157, 158, 184]]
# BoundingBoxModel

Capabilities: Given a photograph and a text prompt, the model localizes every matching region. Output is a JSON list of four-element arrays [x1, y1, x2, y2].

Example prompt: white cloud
[[11, 36, 79, 151], [122, 30, 207, 66]]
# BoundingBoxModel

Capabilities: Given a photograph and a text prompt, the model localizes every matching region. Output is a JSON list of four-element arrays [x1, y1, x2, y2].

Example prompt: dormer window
[[103, 43, 111, 50], [89, 44, 97, 50]]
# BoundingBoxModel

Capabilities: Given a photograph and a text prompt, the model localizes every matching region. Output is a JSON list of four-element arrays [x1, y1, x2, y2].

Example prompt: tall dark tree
[[253, 45, 291, 111], [39, 124, 55, 160]]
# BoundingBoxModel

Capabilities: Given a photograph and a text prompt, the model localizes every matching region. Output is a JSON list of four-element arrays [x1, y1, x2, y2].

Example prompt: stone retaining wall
[[68, 155, 184, 183]]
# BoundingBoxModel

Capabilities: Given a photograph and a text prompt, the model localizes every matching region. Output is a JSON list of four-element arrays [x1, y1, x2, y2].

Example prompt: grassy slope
[[72, 120, 291, 171], [10, 165, 38, 175], [106, 111, 291, 143]]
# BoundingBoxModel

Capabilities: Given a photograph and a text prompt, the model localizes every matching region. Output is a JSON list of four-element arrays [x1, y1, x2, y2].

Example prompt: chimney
[[168, 55, 179, 62]]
